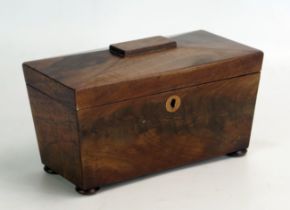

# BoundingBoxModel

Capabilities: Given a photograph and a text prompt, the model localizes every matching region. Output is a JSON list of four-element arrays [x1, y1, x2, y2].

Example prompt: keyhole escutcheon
[[165, 95, 181, 113]]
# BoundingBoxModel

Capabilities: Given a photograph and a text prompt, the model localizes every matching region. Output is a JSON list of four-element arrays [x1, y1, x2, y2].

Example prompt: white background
[[1, 0, 290, 209]]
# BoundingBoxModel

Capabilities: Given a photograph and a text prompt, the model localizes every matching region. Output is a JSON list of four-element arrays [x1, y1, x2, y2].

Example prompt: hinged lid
[[23, 30, 263, 110]]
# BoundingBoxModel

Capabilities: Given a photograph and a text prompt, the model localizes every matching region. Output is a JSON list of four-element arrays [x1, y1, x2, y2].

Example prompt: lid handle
[[109, 36, 177, 57]]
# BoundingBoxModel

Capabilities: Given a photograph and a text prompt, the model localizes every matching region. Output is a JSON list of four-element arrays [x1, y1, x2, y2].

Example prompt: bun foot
[[75, 186, 100, 195], [227, 149, 247, 157], [43, 165, 58, 175]]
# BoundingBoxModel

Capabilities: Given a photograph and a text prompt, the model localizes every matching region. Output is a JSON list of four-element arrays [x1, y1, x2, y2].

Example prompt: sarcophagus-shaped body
[[23, 30, 263, 195]]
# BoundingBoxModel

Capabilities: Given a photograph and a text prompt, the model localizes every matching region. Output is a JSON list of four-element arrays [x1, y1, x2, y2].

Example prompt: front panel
[[78, 73, 260, 189]]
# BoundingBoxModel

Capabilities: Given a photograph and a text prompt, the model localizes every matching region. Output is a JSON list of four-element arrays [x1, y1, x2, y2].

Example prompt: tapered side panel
[[27, 86, 82, 186], [78, 73, 260, 189]]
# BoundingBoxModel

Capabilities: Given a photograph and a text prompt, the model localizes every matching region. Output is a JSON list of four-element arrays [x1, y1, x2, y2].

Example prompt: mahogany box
[[23, 30, 263, 195]]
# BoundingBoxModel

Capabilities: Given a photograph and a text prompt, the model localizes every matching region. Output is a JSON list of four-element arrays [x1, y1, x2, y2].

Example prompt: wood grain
[[27, 86, 82, 186], [23, 65, 75, 108], [23, 30, 263, 191], [76, 52, 262, 109], [110, 36, 177, 57], [77, 73, 260, 189], [23, 30, 263, 110]]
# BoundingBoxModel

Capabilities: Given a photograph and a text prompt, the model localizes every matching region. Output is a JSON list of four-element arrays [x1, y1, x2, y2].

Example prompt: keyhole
[[170, 98, 176, 108], [165, 95, 181, 113]]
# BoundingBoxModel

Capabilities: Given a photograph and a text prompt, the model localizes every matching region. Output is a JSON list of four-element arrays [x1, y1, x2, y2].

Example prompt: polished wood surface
[[23, 65, 75, 108], [23, 30, 263, 192], [110, 36, 177, 57], [78, 73, 260, 188], [23, 30, 263, 110], [27, 86, 82, 186]]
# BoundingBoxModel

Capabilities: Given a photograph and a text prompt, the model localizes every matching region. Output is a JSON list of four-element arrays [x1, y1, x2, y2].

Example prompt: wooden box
[[23, 30, 263, 195]]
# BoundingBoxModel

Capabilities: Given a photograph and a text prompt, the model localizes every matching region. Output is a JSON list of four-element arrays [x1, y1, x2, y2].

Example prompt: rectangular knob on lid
[[109, 36, 177, 57]]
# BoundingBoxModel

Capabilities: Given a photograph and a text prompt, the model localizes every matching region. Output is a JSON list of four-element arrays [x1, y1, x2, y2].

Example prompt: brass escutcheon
[[165, 95, 181, 113]]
